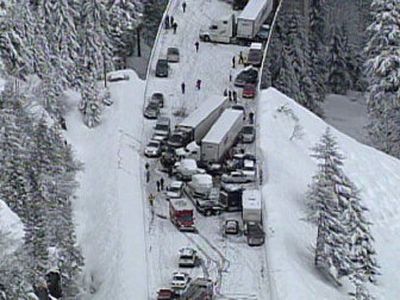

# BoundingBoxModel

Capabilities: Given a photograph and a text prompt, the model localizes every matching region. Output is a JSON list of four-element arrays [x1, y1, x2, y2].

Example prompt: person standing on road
[[182, 1, 187, 12], [172, 22, 178, 34], [229, 71, 232, 82], [232, 56, 236, 68], [228, 90, 232, 102], [181, 82, 185, 94], [165, 15, 170, 29], [196, 79, 202, 90], [195, 41, 199, 52], [249, 112, 255, 124], [160, 177, 165, 190], [156, 180, 160, 192], [239, 51, 244, 64], [233, 90, 237, 103], [223, 88, 228, 97], [170, 16, 174, 27], [146, 170, 150, 183], [149, 193, 155, 206]]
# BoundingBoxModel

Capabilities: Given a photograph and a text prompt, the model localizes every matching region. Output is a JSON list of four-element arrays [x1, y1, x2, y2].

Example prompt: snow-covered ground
[[259, 87, 400, 300], [0, 199, 24, 255], [64, 70, 148, 299], [322, 92, 369, 144]]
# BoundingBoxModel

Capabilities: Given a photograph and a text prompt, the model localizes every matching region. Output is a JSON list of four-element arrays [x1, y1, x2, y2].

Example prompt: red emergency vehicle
[[169, 198, 195, 231]]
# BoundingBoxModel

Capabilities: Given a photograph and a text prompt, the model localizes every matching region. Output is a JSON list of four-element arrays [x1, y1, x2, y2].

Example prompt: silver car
[[144, 140, 162, 157], [241, 125, 255, 143], [144, 102, 160, 119], [167, 47, 180, 63]]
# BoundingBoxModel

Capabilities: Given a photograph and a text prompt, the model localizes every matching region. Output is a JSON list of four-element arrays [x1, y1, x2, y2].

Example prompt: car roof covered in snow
[[170, 181, 184, 189], [191, 174, 213, 186], [242, 189, 262, 209], [202, 109, 243, 144], [178, 96, 227, 129], [178, 159, 198, 170]]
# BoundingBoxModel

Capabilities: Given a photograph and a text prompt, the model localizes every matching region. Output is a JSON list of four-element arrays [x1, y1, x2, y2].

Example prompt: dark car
[[155, 59, 169, 77], [151, 92, 165, 108], [256, 24, 270, 42], [234, 68, 259, 87], [144, 102, 160, 119], [167, 47, 180, 63]]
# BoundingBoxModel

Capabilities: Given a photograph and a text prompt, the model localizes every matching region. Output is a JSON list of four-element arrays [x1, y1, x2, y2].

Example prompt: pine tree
[[326, 25, 352, 94], [364, 0, 400, 157], [307, 128, 352, 281], [80, 71, 103, 128]]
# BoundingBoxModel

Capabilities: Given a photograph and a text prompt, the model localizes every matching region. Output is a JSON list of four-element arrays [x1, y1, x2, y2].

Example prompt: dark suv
[[155, 59, 169, 77]]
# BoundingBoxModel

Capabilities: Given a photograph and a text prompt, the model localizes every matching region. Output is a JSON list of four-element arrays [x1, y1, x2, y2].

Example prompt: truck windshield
[[243, 126, 254, 134], [170, 134, 183, 143], [155, 124, 169, 131], [178, 214, 193, 223]]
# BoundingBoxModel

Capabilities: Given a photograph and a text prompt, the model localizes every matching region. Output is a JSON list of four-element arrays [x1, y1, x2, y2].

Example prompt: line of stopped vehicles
[[146, 1, 275, 298]]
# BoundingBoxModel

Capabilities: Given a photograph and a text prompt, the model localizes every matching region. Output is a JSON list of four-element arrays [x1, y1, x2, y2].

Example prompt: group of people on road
[[164, 1, 187, 34], [180, 79, 202, 94]]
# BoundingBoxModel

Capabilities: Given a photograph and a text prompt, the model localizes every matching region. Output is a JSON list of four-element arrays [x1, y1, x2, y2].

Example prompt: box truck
[[169, 198, 195, 232], [199, 0, 273, 44], [168, 96, 228, 148], [242, 189, 265, 246], [201, 109, 244, 163]]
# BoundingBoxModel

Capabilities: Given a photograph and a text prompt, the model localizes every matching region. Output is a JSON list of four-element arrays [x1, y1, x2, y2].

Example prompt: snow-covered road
[[143, 0, 272, 298]]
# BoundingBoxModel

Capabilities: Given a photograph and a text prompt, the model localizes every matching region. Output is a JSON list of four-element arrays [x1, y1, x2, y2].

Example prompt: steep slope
[[64, 70, 148, 299], [259, 87, 400, 299]]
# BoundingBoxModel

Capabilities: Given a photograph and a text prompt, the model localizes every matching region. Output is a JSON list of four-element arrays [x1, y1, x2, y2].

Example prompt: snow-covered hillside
[[259, 87, 400, 300], [64, 70, 148, 299]]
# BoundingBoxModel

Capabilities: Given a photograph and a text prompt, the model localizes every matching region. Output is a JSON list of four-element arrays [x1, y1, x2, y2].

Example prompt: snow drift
[[259, 87, 400, 299], [0, 199, 24, 255]]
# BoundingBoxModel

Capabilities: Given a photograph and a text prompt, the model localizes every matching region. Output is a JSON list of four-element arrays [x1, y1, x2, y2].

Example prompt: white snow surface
[[64, 70, 148, 300], [0, 199, 24, 255], [259, 87, 400, 300]]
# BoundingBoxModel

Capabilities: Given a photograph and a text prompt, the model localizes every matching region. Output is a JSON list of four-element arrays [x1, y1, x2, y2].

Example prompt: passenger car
[[224, 219, 239, 235], [256, 24, 270, 41], [234, 67, 258, 87], [241, 125, 255, 143], [107, 73, 129, 82], [157, 288, 175, 300], [178, 247, 197, 267], [171, 272, 191, 290], [166, 181, 184, 199], [144, 140, 162, 158], [144, 102, 160, 119], [151, 92, 165, 108], [242, 83, 256, 98], [167, 47, 180, 63], [156, 59, 169, 77], [221, 170, 255, 183]]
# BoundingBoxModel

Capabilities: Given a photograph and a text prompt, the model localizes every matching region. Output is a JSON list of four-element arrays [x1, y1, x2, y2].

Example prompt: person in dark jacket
[[233, 90, 237, 103], [196, 79, 202, 90], [165, 15, 170, 29], [156, 180, 160, 192], [181, 82, 185, 94], [232, 56, 236, 68], [172, 22, 177, 34], [182, 1, 187, 12], [195, 41, 199, 52], [160, 177, 164, 190]]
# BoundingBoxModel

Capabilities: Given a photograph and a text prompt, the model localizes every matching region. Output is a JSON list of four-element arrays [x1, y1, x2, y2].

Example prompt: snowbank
[[259, 87, 400, 299], [0, 199, 25, 255], [64, 70, 148, 299]]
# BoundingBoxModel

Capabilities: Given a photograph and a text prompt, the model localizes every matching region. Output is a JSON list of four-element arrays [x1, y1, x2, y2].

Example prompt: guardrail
[[142, 0, 174, 112], [258, 0, 284, 91]]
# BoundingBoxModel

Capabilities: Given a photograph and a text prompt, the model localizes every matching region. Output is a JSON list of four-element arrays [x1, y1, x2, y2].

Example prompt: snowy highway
[[142, 0, 272, 298]]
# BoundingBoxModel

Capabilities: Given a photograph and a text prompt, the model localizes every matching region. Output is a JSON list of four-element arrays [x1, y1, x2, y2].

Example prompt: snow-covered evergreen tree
[[307, 128, 353, 281], [80, 71, 103, 128], [364, 0, 400, 157], [326, 25, 352, 94]]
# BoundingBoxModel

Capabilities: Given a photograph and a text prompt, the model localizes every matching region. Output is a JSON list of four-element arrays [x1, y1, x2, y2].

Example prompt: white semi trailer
[[200, 109, 244, 163], [168, 96, 228, 148], [237, 0, 273, 39], [199, 0, 273, 43], [242, 189, 264, 246]]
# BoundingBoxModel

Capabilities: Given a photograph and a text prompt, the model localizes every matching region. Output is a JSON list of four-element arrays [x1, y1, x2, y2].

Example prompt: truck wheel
[[204, 35, 210, 42]]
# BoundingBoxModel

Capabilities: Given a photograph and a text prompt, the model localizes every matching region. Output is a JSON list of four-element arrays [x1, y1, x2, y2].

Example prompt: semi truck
[[242, 189, 265, 246], [199, 0, 273, 44], [169, 198, 195, 232], [168, 96, 228, 148], [201, 109, 244, 163]]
